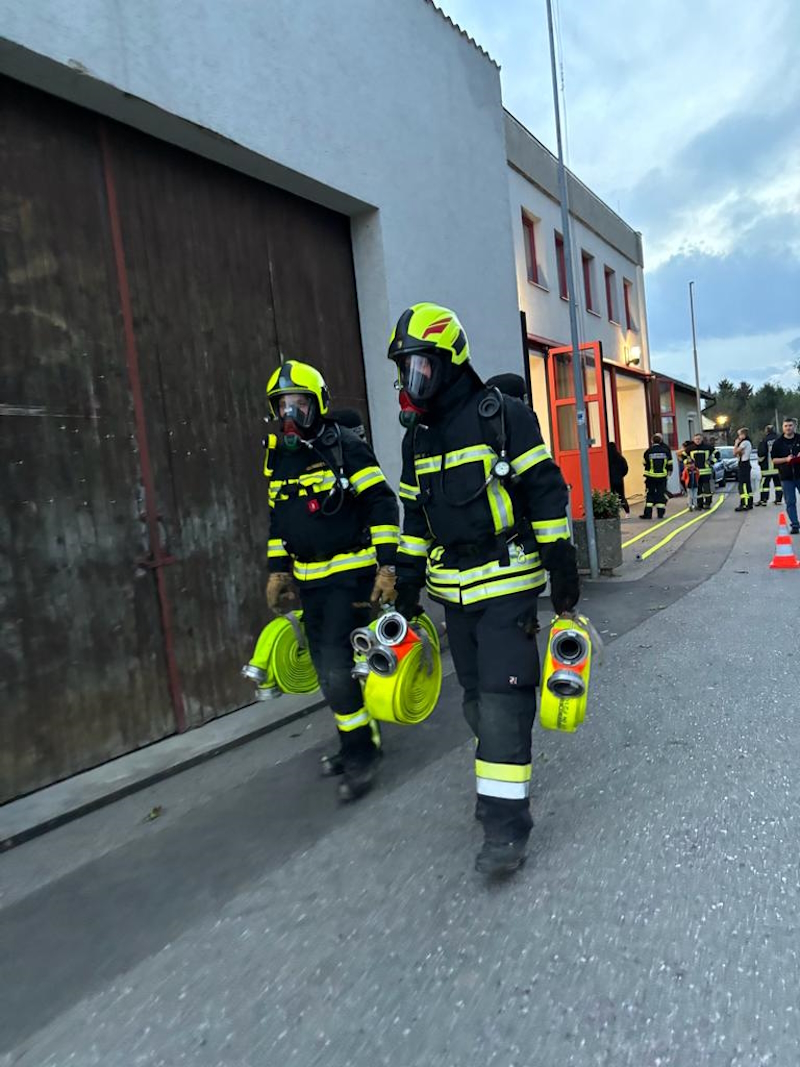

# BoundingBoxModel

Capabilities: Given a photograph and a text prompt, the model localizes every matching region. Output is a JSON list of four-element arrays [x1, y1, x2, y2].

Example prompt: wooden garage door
[[0, 76, 368, 801]]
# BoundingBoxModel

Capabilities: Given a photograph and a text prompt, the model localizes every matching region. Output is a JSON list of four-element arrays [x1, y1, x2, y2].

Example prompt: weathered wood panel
[[0, 79, 173, 801]]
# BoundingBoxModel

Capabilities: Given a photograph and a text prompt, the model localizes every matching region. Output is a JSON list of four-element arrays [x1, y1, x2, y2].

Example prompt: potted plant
[[572, 489, 623, 575]]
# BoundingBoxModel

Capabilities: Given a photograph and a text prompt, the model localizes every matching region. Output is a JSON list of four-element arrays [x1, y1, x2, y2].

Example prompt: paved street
[[3, 500, 800, 1066]]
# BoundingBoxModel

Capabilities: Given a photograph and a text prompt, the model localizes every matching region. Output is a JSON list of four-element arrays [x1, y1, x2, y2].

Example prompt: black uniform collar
[[423, 370, 483, 424]]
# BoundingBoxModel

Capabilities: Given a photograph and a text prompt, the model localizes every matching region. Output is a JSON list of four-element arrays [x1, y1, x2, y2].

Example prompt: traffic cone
[[769, 512, 800, 570]]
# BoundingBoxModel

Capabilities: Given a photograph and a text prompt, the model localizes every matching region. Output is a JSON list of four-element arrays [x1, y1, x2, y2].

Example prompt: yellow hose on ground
[[244, 611, 319, 696], [362, 613, 442, 725]]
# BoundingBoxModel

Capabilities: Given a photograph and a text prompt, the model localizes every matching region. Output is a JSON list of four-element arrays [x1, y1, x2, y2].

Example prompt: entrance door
[[546, 341, 610, 518]]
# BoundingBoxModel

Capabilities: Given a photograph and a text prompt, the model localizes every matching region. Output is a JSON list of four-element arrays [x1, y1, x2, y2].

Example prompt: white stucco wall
[[508, 168, 649, 372], [0, 0, 522, 487]]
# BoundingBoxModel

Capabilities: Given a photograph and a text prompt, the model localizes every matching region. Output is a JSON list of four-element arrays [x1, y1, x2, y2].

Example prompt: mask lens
[[400, 354, 441, 404], [277, 393, 317, 428]]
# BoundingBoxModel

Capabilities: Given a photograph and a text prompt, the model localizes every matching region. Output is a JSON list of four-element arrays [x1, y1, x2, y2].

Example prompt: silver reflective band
[[476, 778, 530, 800]]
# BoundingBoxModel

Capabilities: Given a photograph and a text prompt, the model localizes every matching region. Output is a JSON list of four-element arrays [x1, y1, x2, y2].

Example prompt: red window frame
[[657, 380, 678, 449], [582, 251, 595, 312], [522, 213, 539, 285], [554, 232, 567, 299], [623, 278, 634, 330], [604, 266, 617, 322]]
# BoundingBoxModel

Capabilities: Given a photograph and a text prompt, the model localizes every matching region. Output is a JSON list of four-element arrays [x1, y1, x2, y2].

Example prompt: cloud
[[650, 327, 800, 392]]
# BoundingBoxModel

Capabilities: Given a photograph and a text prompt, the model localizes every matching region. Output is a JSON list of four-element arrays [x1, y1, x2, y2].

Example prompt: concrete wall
[[0, 0, 522, 488], [505, 113, 649, 374]]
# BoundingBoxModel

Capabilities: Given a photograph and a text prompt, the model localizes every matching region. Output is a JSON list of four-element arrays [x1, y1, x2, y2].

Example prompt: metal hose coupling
[[549, 628, 590, 667], [366, 645, 399, 677], [351, 627, 378, 655], [241, 663, 267, 684], [374, 611, 409, 647], [546, 669, 586, 698]]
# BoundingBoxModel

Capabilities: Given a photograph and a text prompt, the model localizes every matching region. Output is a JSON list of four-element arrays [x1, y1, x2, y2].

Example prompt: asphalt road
[[6, 502, 800, 1066]]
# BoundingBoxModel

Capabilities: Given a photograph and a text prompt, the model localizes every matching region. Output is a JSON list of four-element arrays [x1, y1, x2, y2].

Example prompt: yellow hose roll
[[247, 612, 319, 695], [363, 615, 442, 725]]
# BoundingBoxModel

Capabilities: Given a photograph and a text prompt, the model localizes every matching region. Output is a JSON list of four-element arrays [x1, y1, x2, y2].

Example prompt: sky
[[436, 0, 800, 393]]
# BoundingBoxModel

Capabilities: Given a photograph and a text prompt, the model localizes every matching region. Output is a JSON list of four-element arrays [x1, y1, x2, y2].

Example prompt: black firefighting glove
[[394, 582, 423, 622], [544, 539, 580, 615]]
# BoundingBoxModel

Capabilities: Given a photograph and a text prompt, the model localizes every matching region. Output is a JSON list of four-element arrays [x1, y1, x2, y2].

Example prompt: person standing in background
[[640, 434, 673, 520], [771, 417, 800, 534], [755, 424, 782, 507], [733, 427, 753, 512], [607, 441, 630, 514]]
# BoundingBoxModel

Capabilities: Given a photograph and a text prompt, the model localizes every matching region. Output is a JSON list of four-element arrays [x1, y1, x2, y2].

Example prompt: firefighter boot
[[475, 836, 529, 875], [338, 746, 381, 802], [320, 751, 345, 777]]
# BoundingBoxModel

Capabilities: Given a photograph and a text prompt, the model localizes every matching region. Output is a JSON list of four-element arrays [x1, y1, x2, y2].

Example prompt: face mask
[[398, 389, 425, 428]]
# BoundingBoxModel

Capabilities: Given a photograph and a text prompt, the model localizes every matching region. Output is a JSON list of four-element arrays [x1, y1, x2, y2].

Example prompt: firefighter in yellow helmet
[[388, 304, 579, 875], [264, 360, 400, 801]]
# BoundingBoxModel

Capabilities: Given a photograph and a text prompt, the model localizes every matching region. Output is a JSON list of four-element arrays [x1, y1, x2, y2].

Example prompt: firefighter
[[388, 303, 579, 876], [264, 361, 400, 801], [733, 427, 754, 511], [640, 433, 673, 519], [687, 432, 716, 510], [755, 424, 782, 506]]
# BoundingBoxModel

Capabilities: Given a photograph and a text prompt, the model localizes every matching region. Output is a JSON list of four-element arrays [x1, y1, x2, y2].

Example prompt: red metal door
[[546, 341, 610, 518]]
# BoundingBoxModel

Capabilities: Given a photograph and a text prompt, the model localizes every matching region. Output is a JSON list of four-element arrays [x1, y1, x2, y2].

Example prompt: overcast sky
[[437, 0, 800, 393]]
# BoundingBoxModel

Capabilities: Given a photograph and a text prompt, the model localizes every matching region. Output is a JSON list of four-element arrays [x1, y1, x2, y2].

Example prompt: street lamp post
[[689, 281, 703, 432], [545, 0, 599, 579]]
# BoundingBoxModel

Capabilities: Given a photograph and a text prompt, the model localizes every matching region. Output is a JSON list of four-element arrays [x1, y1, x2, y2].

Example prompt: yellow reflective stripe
[[415, 455, 442, 476], [350, 466, 385, 493], [267, 538, 288, 558], [399, 481, 418, 501], [334, 709, 371, 732], [476, 760, 532, 783], [484, 457, 515, 532], [461, 571, 544, 605], [299, 470, 337, 491], [292, 548, 376, 582], [445, 445, 496, 468], [370, 524, 400, 546], [415, 445, 498, 479], [511, 444, 550, 475], [399, 535, 430, 558], [531, 517, 570, 543], [427, 555, 542, 587]]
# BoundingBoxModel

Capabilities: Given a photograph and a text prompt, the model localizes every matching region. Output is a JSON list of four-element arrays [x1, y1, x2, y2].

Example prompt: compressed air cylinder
[[539, 615, 593, 732]]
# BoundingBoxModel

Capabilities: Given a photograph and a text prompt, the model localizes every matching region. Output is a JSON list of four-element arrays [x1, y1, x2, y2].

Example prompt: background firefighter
[[687, 432, 717, 510], [263, 361, 399, 801], [756, 425, 782, 506], [640, 433, 673, 520], [388, 303, 579, 876]]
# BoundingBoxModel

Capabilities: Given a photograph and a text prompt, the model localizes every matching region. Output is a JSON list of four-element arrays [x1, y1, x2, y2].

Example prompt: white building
[[506, 113, 652, 504]]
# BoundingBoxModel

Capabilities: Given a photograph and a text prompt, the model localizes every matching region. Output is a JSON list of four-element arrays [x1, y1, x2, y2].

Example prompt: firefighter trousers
[[299, 572, 376, 759], [697, 473, 713, 509], [446, 592, 540, 843], [643, 476, 668, 517], [759, 472, 782, 504], [736, 461, 753, 508]]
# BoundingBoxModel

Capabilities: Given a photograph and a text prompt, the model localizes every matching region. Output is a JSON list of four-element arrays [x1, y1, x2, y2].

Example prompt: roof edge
[[424, 1, 500, 68]]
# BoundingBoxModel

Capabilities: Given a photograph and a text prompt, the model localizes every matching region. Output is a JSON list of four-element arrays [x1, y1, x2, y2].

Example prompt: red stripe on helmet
[[422, 317, 452, 338]]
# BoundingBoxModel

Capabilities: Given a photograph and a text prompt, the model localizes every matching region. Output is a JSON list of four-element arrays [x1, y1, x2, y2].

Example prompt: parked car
[[714, 445, 737, 485]]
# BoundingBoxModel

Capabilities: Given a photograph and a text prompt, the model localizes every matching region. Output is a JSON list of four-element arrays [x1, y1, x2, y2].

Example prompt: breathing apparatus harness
[[414, 387, 516, 509], [263, 420, 354, 517]]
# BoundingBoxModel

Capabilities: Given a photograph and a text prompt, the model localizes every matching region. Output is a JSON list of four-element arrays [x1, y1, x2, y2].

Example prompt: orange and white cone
[[769, 512, 800, 570]]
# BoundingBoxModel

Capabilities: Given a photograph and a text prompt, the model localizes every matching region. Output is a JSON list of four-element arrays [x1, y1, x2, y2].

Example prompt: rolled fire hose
[[241, 611, 319, 699], [539, 613, 602, 732], [352, 611, 442, 725]]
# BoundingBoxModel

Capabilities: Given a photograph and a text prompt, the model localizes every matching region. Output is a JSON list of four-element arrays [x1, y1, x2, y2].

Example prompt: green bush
[[591, 489, 622, 519]]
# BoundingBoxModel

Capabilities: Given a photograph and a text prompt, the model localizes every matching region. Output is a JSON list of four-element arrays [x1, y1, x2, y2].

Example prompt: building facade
[[505, 112, 652, 505], [0, 0, 524, 799]]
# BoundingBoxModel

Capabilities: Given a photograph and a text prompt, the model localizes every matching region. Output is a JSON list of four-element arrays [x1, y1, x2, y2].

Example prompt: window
[[582, 251, 596, 313], [658, 381, 678, 449], [623, 278, 636, 331], [554, 232, 568, 299], [521, 212, 540, 286], [604, 266, 618, 322]]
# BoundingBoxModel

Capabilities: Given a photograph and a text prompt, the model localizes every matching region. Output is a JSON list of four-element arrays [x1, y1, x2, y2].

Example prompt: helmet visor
[[277, 393, 318, 429], [399, 353, 442, 404]]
